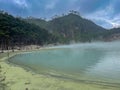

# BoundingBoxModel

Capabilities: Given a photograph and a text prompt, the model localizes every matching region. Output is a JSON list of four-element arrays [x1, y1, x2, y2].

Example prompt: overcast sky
[[0, 0, 120, 29]]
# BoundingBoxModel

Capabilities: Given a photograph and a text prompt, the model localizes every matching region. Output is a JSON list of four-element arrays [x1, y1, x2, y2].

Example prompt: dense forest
[[0, 11, 57, 52], [1, 11, 120, 52]]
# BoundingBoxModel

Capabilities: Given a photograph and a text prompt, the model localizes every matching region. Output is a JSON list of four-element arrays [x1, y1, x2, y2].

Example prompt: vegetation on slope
[[0, 11, 57, 51], [26, 12, 106, 43], [1, 10, 120, 52]]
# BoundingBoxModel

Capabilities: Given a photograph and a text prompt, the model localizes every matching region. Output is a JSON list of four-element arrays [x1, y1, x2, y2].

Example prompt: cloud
[[77, 0, 111, 14], [85, 2, 120, 29], [12, 0, 28, 8], [0, 0, 120, 29], [45, 0, 59, 10], [110, 14, 120, 28]]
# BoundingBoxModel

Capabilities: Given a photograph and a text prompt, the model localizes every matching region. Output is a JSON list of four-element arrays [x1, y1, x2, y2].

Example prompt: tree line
[[0, 11, 57, 52]]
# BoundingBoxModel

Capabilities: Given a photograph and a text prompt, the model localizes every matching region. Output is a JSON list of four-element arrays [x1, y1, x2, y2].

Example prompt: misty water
[[9, 41, 120, 85]]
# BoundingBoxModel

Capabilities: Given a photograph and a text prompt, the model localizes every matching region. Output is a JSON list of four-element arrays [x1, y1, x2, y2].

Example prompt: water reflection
[[9, 42, 120, 84], [86, 51, 120, 83]]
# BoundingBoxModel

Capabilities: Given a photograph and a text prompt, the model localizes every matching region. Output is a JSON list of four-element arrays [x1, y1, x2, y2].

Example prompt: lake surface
[[9, 42, 120, 85]]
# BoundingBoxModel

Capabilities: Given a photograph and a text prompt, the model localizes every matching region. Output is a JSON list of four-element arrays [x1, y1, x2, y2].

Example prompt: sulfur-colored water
[[9, 42, 120, 85]]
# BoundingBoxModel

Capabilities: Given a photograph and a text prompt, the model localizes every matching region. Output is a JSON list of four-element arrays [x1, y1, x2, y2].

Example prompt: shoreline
[[0, 49, 120, 90]]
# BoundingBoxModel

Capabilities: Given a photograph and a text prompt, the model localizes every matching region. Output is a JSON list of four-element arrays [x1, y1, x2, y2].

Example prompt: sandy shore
[[0, 49, 120, 90]]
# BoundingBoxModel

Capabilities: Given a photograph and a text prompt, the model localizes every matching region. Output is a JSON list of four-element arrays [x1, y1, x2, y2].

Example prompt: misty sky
[[0, 0, 120, 29]]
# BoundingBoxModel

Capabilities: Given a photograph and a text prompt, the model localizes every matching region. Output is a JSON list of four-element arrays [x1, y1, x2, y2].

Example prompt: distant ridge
[[26, 12, 106, 43], [1, 10, 120, 48]]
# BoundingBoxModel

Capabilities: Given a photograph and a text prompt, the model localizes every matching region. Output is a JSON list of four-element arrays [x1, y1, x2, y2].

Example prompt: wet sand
[[0, 49, 120, 90]]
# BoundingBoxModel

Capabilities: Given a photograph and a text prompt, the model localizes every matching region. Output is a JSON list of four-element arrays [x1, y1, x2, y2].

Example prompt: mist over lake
[[9, 41, 120, 84], [1, 0, 120, 89]]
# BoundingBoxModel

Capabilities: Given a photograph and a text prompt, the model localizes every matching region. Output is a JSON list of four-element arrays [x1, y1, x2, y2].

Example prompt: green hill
[[26, 13, 106, 43], [1, 11, 120, 49], [0, 11, 57, 50]]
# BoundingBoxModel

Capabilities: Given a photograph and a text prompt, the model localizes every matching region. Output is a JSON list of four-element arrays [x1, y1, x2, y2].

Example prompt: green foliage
[[26, 13, 106, 43], [1, 11, 120, 47], [0, 12, 57, 46]]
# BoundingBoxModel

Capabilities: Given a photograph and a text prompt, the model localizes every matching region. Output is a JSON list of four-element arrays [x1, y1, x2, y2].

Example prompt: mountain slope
[[102, 28, 120, 41], [25, 17, 48, 30], [48, 13, 106, 42], [26, 13, 106, 43], [0, 12, 57, 49]]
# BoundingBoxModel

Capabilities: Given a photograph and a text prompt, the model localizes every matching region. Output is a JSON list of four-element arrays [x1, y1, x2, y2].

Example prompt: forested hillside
[[26, 12, 107, 43], [1, 11, 120, 51], [102, 28, 120, 41], [0, 11, 57, 51]]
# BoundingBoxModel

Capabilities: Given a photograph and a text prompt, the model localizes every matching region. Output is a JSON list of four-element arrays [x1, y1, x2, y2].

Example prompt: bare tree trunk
[[6, 38, 10, 58], [11, 38, 14, 52], [1, 38, 4, 53]]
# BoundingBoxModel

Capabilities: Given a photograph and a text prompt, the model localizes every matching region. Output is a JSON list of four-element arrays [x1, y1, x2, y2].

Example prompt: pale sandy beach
[[0, 48, 120, 90]]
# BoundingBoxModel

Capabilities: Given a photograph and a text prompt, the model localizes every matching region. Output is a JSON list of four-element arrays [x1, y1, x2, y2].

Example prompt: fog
[[50, 41, 120, 50], [9, 41, 120, 84]]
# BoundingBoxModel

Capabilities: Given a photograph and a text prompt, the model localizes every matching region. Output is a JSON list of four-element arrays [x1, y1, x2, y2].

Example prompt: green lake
[[9, 42, 120, 86]]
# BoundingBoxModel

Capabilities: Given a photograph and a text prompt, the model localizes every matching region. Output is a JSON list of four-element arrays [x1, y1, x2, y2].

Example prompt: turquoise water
[[9, 42, 120, 84]]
